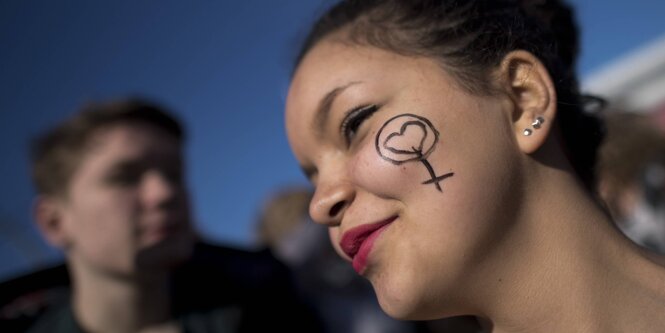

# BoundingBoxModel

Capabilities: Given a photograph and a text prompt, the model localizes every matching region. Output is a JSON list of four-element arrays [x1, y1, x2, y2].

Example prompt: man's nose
[[140, 170, 180, 209]]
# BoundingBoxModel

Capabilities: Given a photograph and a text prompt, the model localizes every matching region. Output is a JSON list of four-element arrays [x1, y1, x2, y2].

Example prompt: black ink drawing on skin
[[376, 114, 454, 192]]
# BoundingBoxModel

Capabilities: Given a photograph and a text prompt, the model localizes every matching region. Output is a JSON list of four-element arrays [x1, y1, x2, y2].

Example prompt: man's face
[[52, 122, 195, 277]]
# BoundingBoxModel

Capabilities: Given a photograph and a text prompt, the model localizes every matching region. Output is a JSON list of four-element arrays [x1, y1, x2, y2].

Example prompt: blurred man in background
[[0, 98, 321, 333]]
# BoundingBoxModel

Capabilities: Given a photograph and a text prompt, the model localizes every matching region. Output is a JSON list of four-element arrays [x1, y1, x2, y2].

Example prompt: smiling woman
[[284, 0, 665, 331]]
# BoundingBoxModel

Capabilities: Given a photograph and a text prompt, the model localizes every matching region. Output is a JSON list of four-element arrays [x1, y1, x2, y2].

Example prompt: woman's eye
[[340, 104, 379, 145]]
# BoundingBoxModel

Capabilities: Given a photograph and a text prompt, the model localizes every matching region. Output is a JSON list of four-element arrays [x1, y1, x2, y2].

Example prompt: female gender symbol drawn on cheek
[[375, 113, 454, 192]]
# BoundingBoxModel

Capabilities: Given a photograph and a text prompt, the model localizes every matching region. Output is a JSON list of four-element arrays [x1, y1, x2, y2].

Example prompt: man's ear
[[33, 195, 70, 249], [497, 50, 557, 154]]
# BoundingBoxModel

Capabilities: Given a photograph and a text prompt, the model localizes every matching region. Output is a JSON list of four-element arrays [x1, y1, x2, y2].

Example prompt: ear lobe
[[498, 50, 557, 154], [33, 196, 70, 249]]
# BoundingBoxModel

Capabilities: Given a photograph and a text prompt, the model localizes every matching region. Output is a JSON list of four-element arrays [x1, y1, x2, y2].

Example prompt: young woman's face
[[286, 39, 526, 319]]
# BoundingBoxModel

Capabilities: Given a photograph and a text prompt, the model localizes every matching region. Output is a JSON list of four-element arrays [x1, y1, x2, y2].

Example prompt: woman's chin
[[373, 279, 426, 320]]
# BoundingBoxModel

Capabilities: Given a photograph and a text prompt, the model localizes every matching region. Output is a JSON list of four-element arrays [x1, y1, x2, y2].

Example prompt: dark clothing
[[0, 242, 323, 333], [24, 297, 243, 333]]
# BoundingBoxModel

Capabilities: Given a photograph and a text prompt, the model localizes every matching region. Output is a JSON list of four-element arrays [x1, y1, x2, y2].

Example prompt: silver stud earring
[[531, 116, 545, 129], [523, 128, 533, 136]]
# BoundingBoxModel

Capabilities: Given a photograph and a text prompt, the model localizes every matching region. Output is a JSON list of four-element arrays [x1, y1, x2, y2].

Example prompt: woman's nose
[[309, 180, 355, 227]]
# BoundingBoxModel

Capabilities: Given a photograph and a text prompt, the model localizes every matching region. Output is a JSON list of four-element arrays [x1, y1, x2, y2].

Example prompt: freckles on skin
[[350, 137, 427, 198], [377, 114, 438, 164], [372, 113, 454, 193]]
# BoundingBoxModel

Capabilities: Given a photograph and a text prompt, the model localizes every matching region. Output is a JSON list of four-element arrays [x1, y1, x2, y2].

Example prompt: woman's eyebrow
[[314, 81, 362, 138]]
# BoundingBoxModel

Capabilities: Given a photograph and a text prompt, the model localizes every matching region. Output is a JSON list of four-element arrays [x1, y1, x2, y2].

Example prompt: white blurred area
[[583, 33, 665, 113]]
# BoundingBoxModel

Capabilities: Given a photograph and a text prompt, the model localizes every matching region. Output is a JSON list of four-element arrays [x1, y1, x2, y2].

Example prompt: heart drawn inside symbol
[[383, 120, 428, 155], [376, 113, 439, 164]]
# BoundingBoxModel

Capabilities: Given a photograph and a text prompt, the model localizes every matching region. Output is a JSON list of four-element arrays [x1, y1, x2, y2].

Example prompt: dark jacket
[[0, 242, 323, 333]]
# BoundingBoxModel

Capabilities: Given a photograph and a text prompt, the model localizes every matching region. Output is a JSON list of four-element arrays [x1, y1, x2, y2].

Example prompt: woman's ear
[[33, 195, 70, 249], [497, 50, 557, 154]]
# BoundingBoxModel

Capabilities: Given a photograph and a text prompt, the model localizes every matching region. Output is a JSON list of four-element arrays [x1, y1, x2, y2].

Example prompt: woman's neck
[[471, 161, 665, 332]]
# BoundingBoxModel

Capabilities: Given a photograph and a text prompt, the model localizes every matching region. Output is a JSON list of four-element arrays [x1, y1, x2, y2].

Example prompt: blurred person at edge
[[597, 111, 665, 254], [256, 187, 483, 333], [0, 98, 323, 333]]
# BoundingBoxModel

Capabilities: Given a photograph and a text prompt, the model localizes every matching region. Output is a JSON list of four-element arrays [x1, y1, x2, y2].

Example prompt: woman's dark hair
[[295, 0, 605, 190]]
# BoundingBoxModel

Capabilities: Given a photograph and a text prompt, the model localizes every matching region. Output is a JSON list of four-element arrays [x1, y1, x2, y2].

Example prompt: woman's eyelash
[[340, 104, 379, 144]]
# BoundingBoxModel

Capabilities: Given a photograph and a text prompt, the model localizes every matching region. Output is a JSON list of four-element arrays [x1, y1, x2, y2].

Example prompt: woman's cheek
[[350, 139, 423, 197]]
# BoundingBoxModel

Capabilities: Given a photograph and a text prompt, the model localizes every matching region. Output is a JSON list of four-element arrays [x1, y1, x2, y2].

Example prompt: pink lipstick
[[339, 216, 396, 274]]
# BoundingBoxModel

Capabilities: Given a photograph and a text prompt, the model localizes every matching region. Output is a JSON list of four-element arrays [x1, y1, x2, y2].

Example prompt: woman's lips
[[339, 216, 397, 274]]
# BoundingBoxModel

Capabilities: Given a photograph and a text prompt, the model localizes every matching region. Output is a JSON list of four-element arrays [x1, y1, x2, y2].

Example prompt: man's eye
[[340, 104, 379, 145], [107, 172, 141, 186]]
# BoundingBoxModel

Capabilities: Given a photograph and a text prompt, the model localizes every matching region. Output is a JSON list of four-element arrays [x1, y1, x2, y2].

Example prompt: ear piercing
[[523, 116, 545, 136], [532, 116, 545, 129]]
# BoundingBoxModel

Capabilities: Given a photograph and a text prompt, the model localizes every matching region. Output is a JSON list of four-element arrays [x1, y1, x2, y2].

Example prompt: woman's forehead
[[289, 41, 440, 110]]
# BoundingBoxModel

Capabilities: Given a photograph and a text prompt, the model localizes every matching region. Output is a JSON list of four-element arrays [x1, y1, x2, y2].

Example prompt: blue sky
[[1, 0, 664, 281]]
